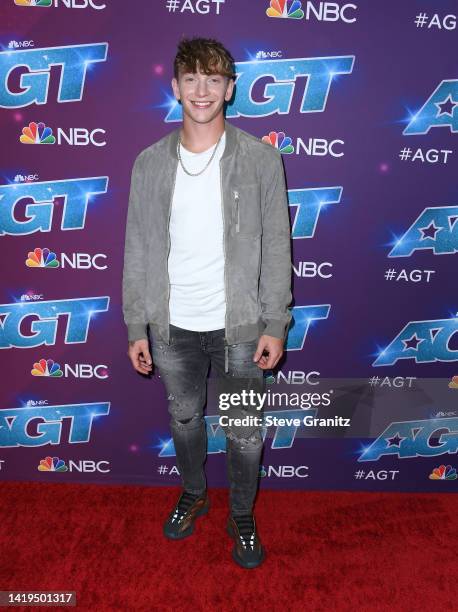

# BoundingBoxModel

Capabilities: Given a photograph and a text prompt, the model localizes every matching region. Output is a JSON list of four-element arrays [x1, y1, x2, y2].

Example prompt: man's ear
[[225, 78, 235, 101], [171, 77, 180, 101]]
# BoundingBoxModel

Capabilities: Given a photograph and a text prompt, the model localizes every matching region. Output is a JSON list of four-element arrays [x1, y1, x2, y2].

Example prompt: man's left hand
[[253, 334, 284, 370]]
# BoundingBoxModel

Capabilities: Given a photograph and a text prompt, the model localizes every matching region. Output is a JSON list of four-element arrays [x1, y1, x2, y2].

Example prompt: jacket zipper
[[166, 162, 178, 344], [233, 190, 240, 233], [220, 158, 229, 373]]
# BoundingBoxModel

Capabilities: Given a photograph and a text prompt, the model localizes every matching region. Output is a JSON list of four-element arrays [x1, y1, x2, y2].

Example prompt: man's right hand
[[128, 338, 153, 375]]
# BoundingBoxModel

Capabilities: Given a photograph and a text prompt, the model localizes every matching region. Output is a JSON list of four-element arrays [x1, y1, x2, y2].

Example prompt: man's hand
[[128, 338, 153, 375], [253, 334, 284, 370]]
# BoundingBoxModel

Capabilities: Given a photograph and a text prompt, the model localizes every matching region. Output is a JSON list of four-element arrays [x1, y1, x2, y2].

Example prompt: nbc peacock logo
[[14, 1, 52, 6], [20, 121, 55, 144], [38, 456, 68, 472], [429, 465, 457, 480], [264, 370, 276, 384], [262, 131, 294, 154], [259, 465, 267, 478], [449, 375, 458, 389], [31, 358, 63, 377], [26, 248, 60, 268], [266, 0, 304, 19]]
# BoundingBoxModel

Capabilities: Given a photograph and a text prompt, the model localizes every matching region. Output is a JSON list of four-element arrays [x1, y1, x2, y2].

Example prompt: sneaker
[[163, 490, 209, 540], [227, 514, 265, 568]]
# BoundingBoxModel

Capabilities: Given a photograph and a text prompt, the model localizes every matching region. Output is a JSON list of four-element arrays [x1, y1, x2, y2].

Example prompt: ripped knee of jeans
[[170, 413, 203, 431], [226, 428, 263, 451]]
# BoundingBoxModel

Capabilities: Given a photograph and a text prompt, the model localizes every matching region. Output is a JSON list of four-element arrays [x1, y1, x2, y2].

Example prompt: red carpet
[[0, 482, 456, 611]]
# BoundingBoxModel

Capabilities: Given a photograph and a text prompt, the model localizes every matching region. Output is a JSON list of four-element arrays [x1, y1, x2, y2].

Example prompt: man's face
[[171, 67, 234, 125]]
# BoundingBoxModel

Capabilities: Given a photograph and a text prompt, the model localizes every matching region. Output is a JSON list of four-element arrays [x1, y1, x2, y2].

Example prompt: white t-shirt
[[167, 131, 226, 331]]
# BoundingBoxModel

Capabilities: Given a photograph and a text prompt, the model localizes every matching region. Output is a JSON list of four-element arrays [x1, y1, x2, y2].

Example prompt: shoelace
[[233, 514, 256, 550], [171, 491, 201, 523]]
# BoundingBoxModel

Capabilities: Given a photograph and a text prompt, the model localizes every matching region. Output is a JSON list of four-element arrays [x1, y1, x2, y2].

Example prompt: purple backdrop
[[0, 0, 457, 492]]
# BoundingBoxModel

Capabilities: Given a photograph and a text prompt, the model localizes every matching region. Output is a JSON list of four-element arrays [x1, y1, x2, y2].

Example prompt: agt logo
[[20, 121, 106, 146], [0, 43, 108, 108], [38, 456, 110, 473], [263, 130, 344, 157], [26, 247, 108, 270], [165, 55, 354, 121], [288, 186, 342, 240], [0, 402, 110, 447], [14, 0, 106, 9], [373, 314, 458, 367], [0, 177, 109, 236], [358, 417, 458, 462], [286, 305, 330, 350], [32, 358, 109, 379], [266, 0, 357, 23], [0, 297, 110, 348], [403, 79, 457, 135], [388, 206, 458, 257]]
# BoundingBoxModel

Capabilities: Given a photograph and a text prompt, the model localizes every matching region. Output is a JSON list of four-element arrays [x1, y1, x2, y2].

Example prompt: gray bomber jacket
[[122, 118, 293, 371]]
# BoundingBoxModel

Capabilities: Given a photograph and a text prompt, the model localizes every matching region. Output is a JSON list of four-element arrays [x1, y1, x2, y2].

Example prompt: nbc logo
[[32, 358, 63, 377], [264, 370, 276, 384], [20, 121, 55, 144], [266, 0, 304, 19], [8, 40, 34, 48], [26, 248, 108, 270], [19, 121, 106, 146], [14, 0, 106, 9], [14, 0, 52, 6], [429, 465, 457, 480], [262, 131, 294, 154], [256, 50, 283, 59], [449, 376, 458, 389], [15, 0, 52, 5], [38, 456, 68, 472], [258, 465, 309, 478], [31, 358, 108, 379], [38, 457, 110, 473], [26, 248, 60, 268]]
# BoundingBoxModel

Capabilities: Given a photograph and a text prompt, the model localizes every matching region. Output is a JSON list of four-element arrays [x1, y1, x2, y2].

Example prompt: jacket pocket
[[232, 185, 262, 237], [233, 189, 240, 233]]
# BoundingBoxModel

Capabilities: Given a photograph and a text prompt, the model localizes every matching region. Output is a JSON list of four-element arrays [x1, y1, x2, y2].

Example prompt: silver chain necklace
[[177, 130, 224, 176]]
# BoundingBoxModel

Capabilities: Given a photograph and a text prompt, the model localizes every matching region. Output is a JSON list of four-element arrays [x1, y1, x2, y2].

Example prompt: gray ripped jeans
[[150, 323, 266, 517]]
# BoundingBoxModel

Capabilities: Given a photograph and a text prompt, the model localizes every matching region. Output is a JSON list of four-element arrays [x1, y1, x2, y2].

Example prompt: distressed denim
[[150, 323, 266, 516]]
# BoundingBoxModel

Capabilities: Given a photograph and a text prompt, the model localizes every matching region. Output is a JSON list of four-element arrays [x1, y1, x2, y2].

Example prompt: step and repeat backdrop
[[0, 1, 457, 492]]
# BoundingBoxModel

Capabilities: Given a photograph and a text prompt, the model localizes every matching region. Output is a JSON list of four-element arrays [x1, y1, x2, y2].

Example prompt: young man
[[122, 37, 292, 569]]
